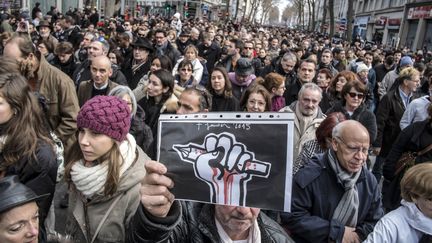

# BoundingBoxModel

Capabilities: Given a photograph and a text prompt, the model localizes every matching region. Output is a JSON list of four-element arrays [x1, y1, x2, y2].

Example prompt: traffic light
[[185, 11, 189, 17], [165, 3, 171, 10]]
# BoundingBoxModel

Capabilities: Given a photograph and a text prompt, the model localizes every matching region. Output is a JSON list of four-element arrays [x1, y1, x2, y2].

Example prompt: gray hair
[[298, 82, 322, 100], [92, 39, 110, 54], [108, 85, 137, 116], [282, 52, 297, 63]]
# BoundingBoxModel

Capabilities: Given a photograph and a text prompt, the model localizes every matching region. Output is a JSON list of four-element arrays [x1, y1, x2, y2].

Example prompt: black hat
[[235, 58, 254, 76], [131, 37, 154, 52], [0, 176, 49, 213]]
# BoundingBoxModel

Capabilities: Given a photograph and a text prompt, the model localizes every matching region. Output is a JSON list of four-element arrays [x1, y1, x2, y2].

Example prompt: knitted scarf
[[328, 150, 361, 227], [70, 134, 136, 198]]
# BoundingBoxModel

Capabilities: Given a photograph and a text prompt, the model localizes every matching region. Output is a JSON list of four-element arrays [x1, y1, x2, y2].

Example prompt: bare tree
[[247, 0, 261, 22], [268, 6, 280, 24], [321, 0, 328, 33], [329, 0, 335, 37], [346, 0, 354, 42], [260, 0, 274, 24]]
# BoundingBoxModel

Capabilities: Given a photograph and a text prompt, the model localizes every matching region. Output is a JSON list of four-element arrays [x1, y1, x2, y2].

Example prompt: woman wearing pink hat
[[64, 95, 149, 243]]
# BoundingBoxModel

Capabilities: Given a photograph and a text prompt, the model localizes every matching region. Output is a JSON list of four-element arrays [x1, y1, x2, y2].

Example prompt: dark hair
[[153, 55, 172, 71], [54, 41, 74, 55], [37, 39, 54, 54], [385, 55, 395, 66], [328, 70, 358, 96], [240, 84, 272, 111], [6, 33, 37, 58], [155, 29, 166, 37], [183, 85, 212, 111], [341, 80, 367, 103], [108, 49, 124, 65], [318, 68, 333, 80], [230, 38, 244, 51], [207, 66, 233, 99], [177, 59, 193, 71], [151, 69, 174, 103], [316, 112, 346, 149]]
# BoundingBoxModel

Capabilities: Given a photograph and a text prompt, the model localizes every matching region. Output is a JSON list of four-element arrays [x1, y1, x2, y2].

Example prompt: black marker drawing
[[173, 132, 271, 206]]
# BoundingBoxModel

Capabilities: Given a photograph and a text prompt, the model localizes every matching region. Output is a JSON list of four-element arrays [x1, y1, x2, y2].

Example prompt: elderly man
[[261, 52, 298, 86], [282, 120, 384, 243], [77, 56, 119, 106], [126, 86, 293, 243], [280, 83, 325, 160], [72, 38, 127, 87], [37, 20, 58, 47], [284, 59, 316, 106]]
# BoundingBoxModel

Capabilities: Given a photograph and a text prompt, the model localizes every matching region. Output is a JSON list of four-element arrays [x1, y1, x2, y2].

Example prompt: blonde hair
[[400, 163, 432, 201], [399, 66, 420, 80]]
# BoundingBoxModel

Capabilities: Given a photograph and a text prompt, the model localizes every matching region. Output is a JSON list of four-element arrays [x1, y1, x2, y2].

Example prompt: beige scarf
[[70, 134, 136, 198], [215, 217, 261, 243], [294, 102, 317, 134]]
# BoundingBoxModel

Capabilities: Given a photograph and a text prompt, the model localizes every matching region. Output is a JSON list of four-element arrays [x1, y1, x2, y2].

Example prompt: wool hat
[[399, 56, 413, 67], [235, 58, 254, 76], [356, 63, 369, 73], [173, 12, 181, 19], [0, 176, 49, 213], [77, 96, 131, 142]]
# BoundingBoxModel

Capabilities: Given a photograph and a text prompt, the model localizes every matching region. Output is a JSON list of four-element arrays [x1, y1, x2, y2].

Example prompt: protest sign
[[157, 112, 294, 212]]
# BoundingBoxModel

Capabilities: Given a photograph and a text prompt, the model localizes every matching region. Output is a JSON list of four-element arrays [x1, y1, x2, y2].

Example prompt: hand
[[372, 147, 381, 156], [173, 132, 271, 206], [342, 226, 360, 243], [139, 160, 175, 218]]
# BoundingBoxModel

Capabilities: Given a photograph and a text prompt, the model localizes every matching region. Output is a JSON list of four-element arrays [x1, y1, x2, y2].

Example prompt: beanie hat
[[235, 58, 254, 76], [399, 56, 413, 67], [77, 96, 131, 142], [356, 63, 369, 73]]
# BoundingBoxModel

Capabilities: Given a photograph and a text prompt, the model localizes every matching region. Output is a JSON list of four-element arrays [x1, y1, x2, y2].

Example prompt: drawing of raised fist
[[173, 132, 271, 206]]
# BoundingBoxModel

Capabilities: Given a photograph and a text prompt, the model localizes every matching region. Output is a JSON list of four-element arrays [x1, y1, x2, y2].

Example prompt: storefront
[[400, 2, 432, 50], [386, 18, 401, 48], [353, 16, 369, 40]]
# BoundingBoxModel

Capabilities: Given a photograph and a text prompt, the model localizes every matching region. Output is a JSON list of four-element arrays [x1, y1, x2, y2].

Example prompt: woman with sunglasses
[[321, 71, 358, 113], [326, 80, 377, 144]]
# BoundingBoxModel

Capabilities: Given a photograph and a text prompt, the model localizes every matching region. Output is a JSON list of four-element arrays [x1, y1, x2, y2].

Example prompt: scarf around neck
[[70, 134, 137, 198], [228, 72, 256, 87], [294, 102, 317, 134], [215, 216, 261, 243], [328, 150, 361, 227]]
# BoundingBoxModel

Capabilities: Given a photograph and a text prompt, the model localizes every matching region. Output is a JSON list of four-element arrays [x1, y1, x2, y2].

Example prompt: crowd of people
[[0, 2, 431, 243]]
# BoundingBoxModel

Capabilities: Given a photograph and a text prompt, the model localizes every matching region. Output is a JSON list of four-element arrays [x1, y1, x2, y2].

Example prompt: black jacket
[[72, 60, 128, 88], [127, 201, 294, 243], [260, 61, 297, 86], [52, 55, 78, 79], [284, 79, 302, 106], [282, 152, 384, 243], [373, 89, 409, 157], [210, 92, 240, 111], [327, 102, 377, 143], [383, 120, 432, 180], [123, 59, 151, 89], [198, 41, 221, 74], [130, 105, 153, 152]]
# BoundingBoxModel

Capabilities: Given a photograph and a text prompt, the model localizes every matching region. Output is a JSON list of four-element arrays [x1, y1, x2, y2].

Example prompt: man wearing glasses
[[242, 41, 262, 76], [282, 120, 383, 243]]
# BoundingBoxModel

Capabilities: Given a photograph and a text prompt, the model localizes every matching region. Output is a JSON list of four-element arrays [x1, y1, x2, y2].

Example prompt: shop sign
[[387, 18, 401, 26], [407, 5, 432, 19], [375, 16, 387, 26]]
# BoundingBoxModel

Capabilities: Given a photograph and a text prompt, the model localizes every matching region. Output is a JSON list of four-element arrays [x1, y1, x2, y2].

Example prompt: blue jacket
[[281, 152, 384, 243]]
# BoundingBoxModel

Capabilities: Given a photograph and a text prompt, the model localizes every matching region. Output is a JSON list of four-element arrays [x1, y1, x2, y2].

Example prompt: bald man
[[77, 55, 119, 107], [282, 120, 384, 243]]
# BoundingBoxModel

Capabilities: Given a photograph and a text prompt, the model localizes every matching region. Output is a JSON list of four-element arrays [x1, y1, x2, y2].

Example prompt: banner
[[157, 112, 295, 212]]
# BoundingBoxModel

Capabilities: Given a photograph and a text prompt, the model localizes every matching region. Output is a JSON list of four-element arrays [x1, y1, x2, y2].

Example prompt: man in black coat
[[154, 29, 181, 66], [284, 59, 316, 106], [123, 37, 154, 89], [198, 32, 221, 74]]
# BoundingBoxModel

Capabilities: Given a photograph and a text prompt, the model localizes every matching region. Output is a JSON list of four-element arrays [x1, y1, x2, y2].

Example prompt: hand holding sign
[[173, 132, 271, 206]]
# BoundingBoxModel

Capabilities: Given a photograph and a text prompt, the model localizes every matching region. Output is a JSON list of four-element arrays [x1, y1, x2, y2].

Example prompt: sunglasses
[[348, 92, 365, 99]]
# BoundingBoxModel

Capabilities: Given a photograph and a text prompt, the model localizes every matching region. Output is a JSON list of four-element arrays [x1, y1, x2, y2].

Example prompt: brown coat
[[77, 80, 119, 107], [37, 55, 79, 160]]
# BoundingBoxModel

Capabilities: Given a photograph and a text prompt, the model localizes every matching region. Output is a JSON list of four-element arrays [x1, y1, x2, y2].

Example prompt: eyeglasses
[[336, 137, 369, 155], [347, 92, 365, 99]]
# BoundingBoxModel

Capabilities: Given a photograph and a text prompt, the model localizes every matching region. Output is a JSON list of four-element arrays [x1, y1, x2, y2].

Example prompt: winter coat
[[383, 120, 432, 180], [37, 55, 79, 160], [280, 102, 326, 160], [123, 59, 151, 90], [77, 80, 119, 107], [210, 91, 240, 112], [326, 102, 377, 143], [364, 200, 432, 243], [126, 201, 294, 243], [282, 152, 384, 243], [378, 69, 399, 99], [284, 79, 302, 106], [197, 41, 221, 74], [52, 55, 78, 79], [173, 58, 204, 84], [130, 105, 153, 152], [65, 144, 149, 243], [373, 89, 409, 157], [72, 60, 128, 88]]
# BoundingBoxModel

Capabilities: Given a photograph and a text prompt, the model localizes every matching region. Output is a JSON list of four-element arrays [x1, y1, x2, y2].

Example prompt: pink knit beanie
[[77, 96, 131, 141]]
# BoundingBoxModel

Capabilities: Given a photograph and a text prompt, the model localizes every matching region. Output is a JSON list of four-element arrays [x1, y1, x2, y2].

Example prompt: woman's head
[[208, 66, 233, 98], [400, 163, 432, 218], [316, 69, 333, 90], [108, 85, 137, 117], [108, 49, 124, 65], [341, 80, 367, 111], [0, 176, 45, 243], [36, 39, 54, 56], [257, 72, 285, 97], [184, 45, 198, 61], [240, 84, 272, 112], [330, 70, 358, 94], [177, 60, 193, 83], [0, 73, 49, 168], [150, 55, 172, 72], [54, 41, 74, 64], [148, 69, 175, 102], [316, 112, 346, 149]]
